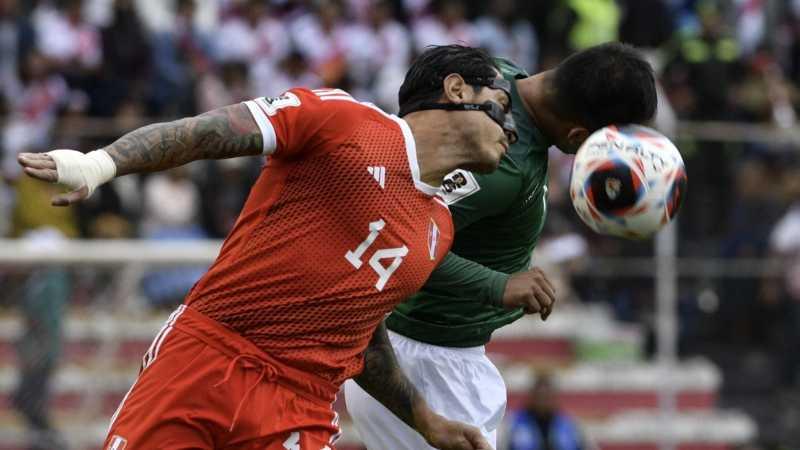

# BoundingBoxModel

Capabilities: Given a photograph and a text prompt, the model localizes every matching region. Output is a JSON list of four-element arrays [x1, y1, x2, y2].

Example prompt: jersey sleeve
[[242, 88, 340, 158], [440, 160, 523, 230], [424, 251, 509, 307]]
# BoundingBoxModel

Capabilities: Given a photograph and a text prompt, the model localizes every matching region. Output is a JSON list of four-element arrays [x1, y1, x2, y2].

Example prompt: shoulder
[[493, 57, 529, 79], [260, 88, 391, 124], [305, 88, 394, 121], [440, 157, 523, 208]]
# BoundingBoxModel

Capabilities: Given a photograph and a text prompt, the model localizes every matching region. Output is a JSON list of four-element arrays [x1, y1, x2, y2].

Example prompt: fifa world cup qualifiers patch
[[440, 169, 481, 205]]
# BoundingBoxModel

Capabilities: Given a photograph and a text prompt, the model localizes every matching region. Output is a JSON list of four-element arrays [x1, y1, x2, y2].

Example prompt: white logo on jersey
[[255, 92, 301, 116], [439, 169, 481, 205], [367, 166, 386, 189], [428, 219, 440, 260]]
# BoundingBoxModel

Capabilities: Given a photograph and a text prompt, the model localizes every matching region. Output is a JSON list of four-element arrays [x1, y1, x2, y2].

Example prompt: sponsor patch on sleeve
[[439, 169, 480, 205], [257, 92, 302, 116]]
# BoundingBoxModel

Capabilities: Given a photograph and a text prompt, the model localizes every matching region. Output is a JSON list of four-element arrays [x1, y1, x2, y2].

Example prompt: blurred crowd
[[0, 0, 799, 445]]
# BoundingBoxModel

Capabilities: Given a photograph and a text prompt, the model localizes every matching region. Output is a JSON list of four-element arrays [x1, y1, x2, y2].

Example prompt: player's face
[[458, 76, 512, 173]]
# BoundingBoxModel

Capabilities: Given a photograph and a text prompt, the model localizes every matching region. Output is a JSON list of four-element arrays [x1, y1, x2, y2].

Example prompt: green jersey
[[386, 58, 552, 347]]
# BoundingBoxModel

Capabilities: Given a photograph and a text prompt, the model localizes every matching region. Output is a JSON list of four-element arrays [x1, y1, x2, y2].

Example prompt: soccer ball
[[569, 124, 687, 239]]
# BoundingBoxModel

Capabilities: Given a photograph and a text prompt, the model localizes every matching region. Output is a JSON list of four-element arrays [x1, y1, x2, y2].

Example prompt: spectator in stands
[[400, 0, 430, 21], [412, 0, 477, 52], [264, 49, 322, 99], [561, 0, 620, 52], [214, 0, 289, 98], [197, 60, 251, 112], [140, 166, 207, 308], [474, 0, 538, 72], [0, 0, 36, 236], [290, 0, 372, 88], [718, 156, 785, 348], [198, 156, 259, 238], [769, 159, 800, 387], [151, 0, 211, 115], [782, 0, 800, 88], [662, 1, 743, 121], [10, 168, 77, 450], [734, 0, 767, 58], [365, 0, 410, 69], [195, 60, 259, 239], [505, 371, 593, 450], [33, 0, 102, 93], [0, 0, 36, 110], [363, 0, 411, 111], [95, 0, 151, 117], [617, 0, 674, 51], [12, 243, 71, 450], [1, 50, 68, 179]]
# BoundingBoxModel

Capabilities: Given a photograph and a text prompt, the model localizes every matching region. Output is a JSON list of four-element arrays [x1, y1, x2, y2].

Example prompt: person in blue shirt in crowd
[[506, 371, 593, 450]]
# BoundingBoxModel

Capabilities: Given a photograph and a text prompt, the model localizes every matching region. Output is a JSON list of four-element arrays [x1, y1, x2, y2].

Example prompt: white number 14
[[345, 219, 408, 291]]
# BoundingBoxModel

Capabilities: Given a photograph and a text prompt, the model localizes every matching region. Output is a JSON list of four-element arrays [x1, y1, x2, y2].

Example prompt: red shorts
[[104, 305, 341, 450]]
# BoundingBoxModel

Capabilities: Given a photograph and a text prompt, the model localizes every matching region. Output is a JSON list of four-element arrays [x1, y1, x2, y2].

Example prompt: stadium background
[[0, 0, 798, 449]]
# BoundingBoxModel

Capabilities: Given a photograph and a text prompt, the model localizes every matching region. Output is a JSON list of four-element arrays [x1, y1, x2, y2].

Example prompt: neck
[[403, 111, 473, 187], [515, 71, 563, 143]]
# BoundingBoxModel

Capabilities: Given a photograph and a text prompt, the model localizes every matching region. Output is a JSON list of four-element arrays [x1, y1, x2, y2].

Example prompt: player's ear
[[442, 74, 467, 104], [566, 127, 589, 151]]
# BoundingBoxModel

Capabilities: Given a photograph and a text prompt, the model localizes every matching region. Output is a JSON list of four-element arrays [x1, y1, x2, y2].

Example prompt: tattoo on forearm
[[354, 322, 422, 429], [105, 104, 263, 176]]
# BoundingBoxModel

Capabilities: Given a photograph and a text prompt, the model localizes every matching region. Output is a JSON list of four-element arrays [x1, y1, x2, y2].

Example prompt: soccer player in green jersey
[[345, 42, 658, 449]]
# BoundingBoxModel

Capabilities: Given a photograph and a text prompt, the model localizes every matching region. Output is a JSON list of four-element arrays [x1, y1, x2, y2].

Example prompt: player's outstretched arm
[[17, 103, 263, 206], [354, 322, 491, 450]]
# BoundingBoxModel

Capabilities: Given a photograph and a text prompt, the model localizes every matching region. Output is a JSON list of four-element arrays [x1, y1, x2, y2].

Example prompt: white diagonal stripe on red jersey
[[108, 436, 127, 450], [150, 305, 186, 365]]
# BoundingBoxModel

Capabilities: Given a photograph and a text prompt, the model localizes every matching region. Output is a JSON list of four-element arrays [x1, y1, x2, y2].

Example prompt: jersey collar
[[391, 116, 440, 196]]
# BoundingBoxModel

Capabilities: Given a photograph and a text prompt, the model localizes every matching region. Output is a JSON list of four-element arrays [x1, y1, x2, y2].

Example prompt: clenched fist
[[501, 267, 556, 320]]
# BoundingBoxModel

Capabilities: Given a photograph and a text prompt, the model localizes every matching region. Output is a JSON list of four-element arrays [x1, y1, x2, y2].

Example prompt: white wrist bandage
[[47, 149, 117, 198]]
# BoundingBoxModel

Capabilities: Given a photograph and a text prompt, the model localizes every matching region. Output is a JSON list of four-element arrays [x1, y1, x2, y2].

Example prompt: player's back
[[186, 88, 453, 385]]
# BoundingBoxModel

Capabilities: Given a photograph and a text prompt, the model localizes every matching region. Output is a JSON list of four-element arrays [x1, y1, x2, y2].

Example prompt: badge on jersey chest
[[439, 169, 481, 205], [428, 219, 440, 260]]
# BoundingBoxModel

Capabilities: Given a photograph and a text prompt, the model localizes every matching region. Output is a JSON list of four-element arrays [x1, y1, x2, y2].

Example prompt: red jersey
[[186, 88, 453, 385]]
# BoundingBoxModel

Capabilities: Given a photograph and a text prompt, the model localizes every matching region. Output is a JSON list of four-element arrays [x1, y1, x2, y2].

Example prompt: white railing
[[0, 238, 785, 276]]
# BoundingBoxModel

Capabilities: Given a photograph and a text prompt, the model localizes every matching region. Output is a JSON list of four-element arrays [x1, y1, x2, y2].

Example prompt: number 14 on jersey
[[345, 219, 408, 291]]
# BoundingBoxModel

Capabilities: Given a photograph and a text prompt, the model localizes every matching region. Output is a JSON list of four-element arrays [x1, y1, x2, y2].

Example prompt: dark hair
[[552, 42, 657, 131], [398, 45, 498, 116]]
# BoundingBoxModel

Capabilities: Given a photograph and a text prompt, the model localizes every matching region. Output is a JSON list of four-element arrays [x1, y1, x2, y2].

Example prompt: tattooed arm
[[353, 321, 422, 429], [105, 104, 263, 176], [354, 322, 491, 450], [17, 103, 263, 205]]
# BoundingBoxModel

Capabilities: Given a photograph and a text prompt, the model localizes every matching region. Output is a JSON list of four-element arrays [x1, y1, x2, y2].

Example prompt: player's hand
[[502, 267, 557, 320], [417, 411, 491, 450], [18, 152, 88, 206], [18, 150, 115, 206]]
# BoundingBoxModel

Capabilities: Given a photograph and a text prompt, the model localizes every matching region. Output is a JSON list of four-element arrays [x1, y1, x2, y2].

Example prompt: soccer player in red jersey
[[18, 45, 528, 450]]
